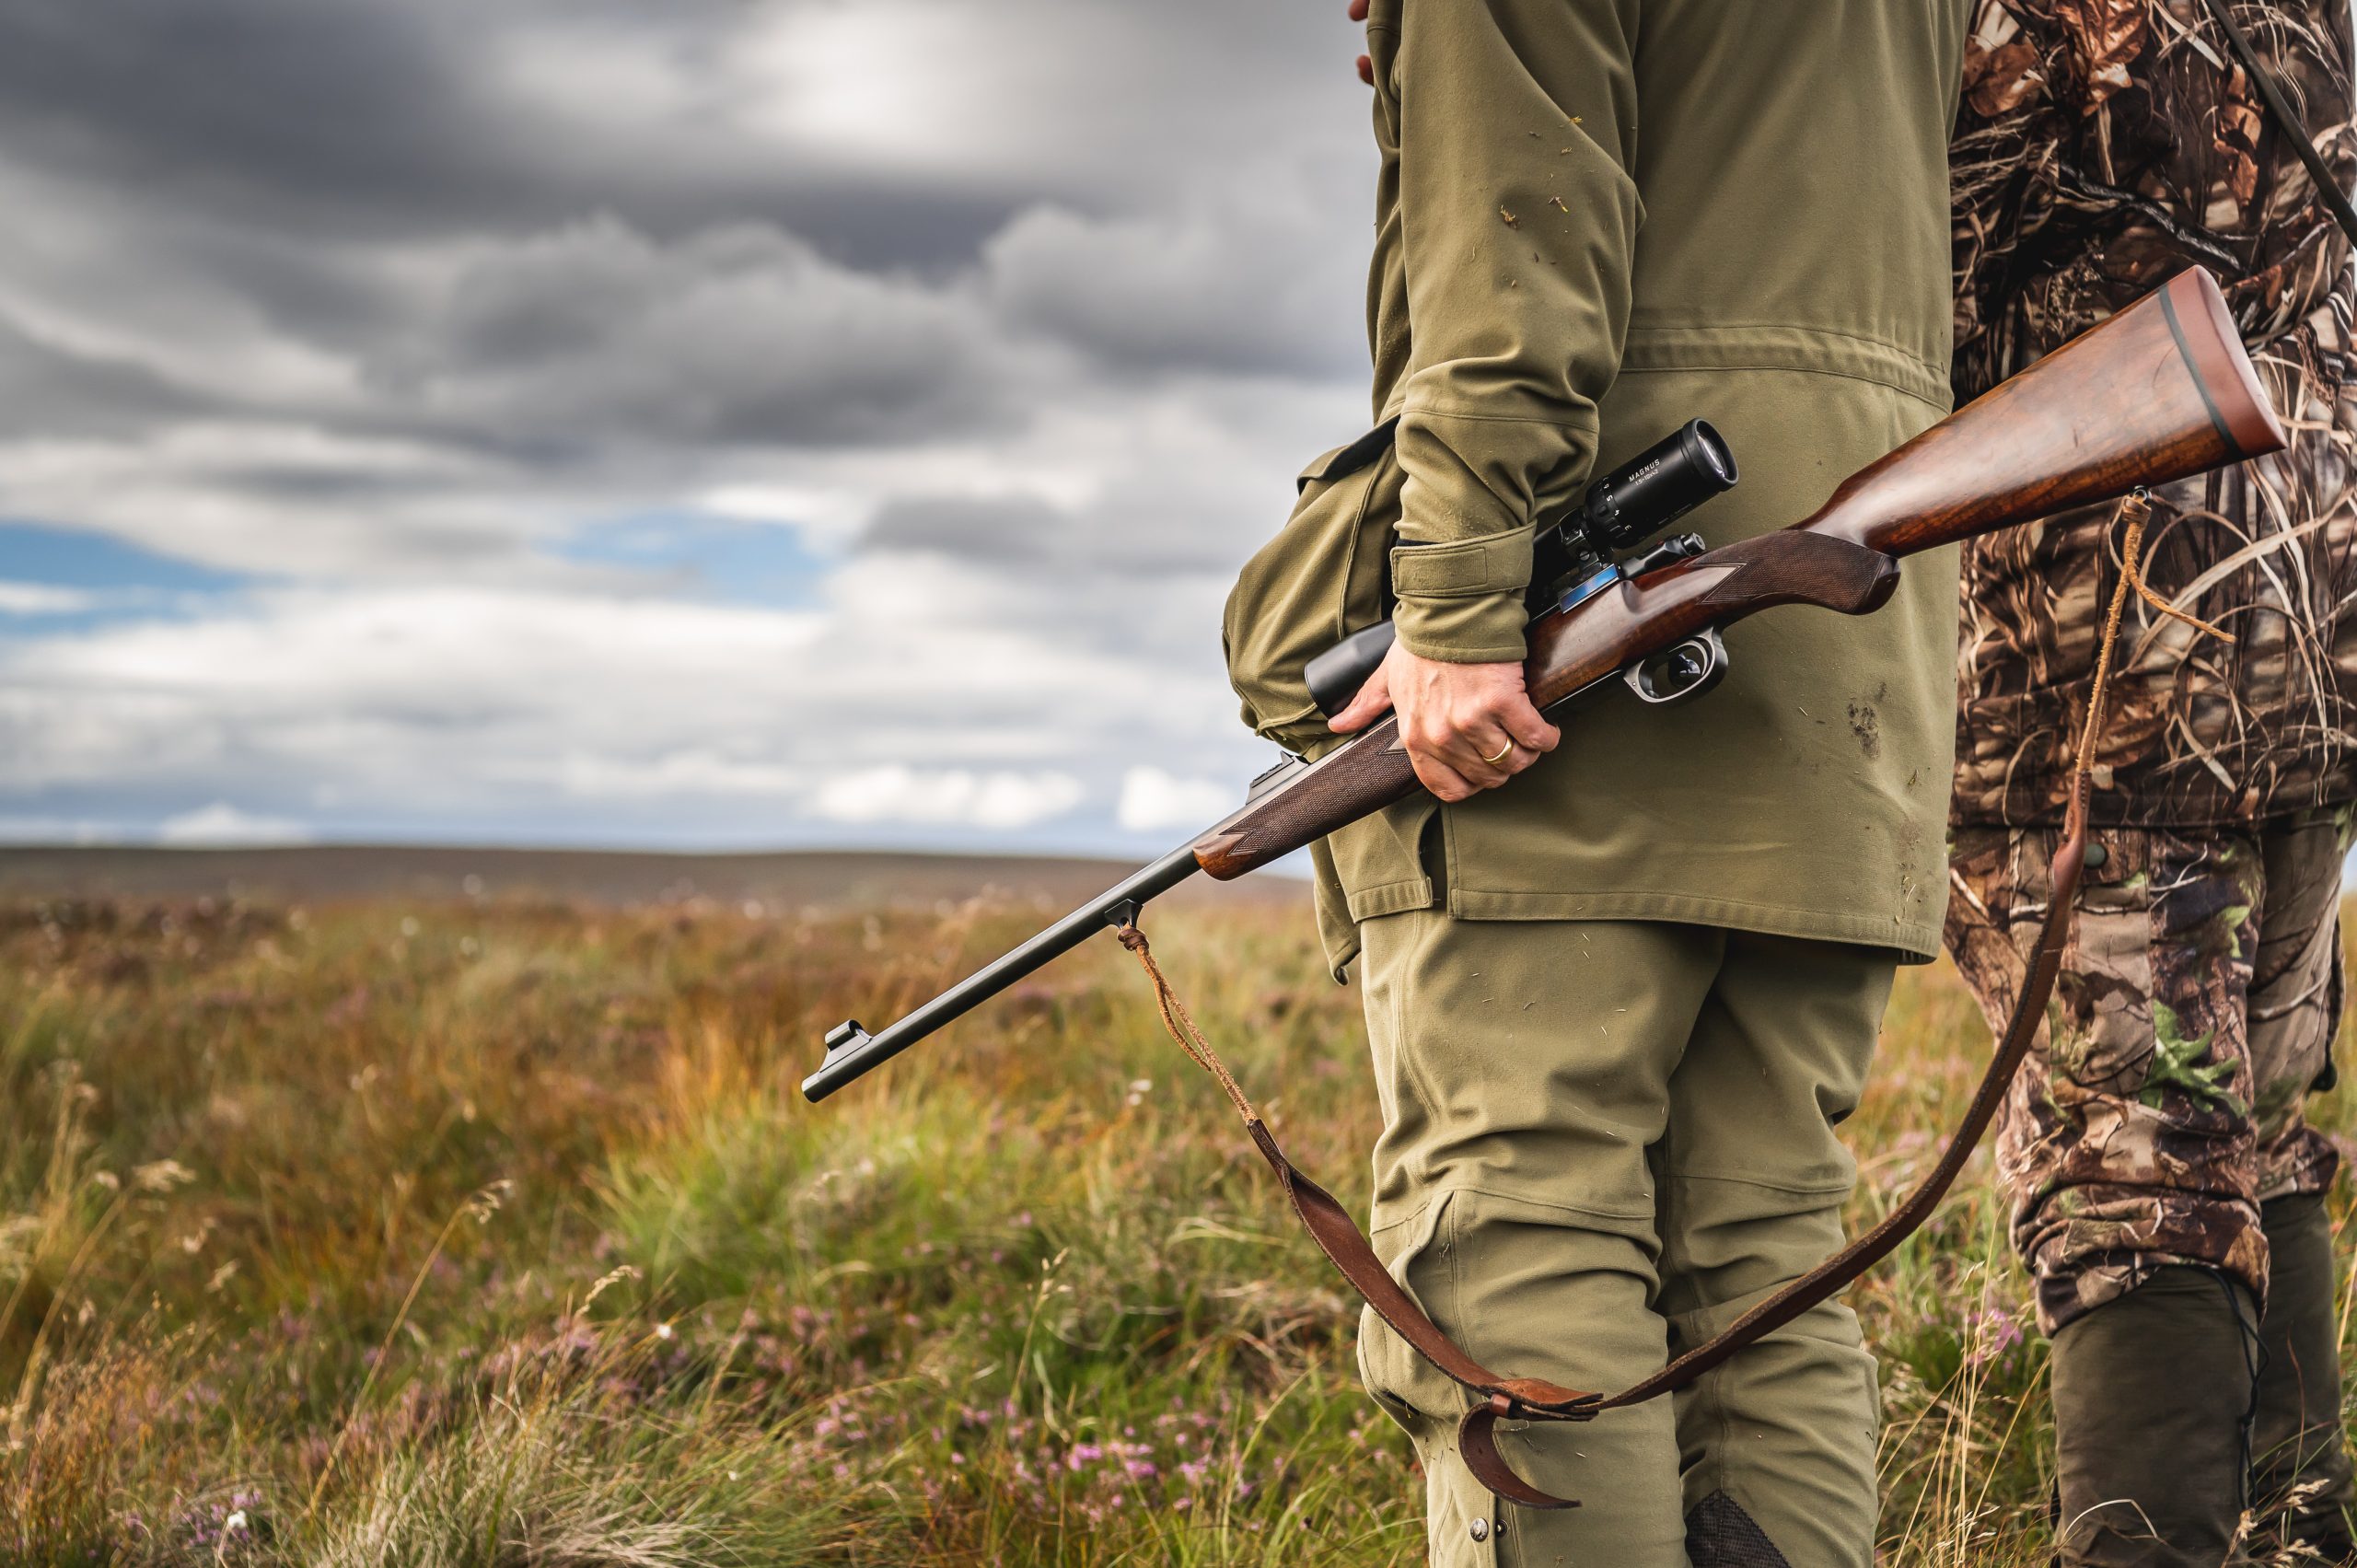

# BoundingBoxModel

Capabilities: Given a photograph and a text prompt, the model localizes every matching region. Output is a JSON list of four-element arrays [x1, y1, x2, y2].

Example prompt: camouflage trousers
[[1945, 809, 2350, 1335]]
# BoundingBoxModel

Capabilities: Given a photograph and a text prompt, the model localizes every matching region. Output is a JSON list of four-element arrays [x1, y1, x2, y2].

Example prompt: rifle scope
[[1304, 418, 1736, 717]]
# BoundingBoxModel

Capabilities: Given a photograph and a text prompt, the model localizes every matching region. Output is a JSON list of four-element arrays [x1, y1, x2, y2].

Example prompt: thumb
[[1329, 665, 1394, 734]]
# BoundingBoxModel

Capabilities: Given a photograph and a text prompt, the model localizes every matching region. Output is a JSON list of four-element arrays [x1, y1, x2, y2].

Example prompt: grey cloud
[[865, 496, 1065, 563], [0, 0, 1372, 260], [0, 0, 512, 231], [0, 316, 207, 438], [0, 0, 1379, 851], [984, 187, 1369, 382], [0, 0, 1379, 459], [862, 487, 1294, 582], [386, 219, 1035, 450]]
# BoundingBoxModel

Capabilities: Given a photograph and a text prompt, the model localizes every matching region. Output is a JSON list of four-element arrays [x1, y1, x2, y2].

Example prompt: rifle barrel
[[801, 844, 1203, 1101]]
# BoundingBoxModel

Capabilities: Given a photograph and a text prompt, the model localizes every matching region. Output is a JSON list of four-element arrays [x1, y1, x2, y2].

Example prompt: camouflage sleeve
[[1952, 0, 2355, 398], [1948, 0, 2357, 826]]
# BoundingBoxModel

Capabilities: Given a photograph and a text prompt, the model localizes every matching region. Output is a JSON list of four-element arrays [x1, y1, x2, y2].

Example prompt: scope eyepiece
[[1575, 418, 1738, 553], [1530, 418, 1736, 598]]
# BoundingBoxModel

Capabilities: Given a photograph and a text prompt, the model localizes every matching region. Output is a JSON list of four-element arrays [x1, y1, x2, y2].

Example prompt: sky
[[0, 0, 1379, 855]]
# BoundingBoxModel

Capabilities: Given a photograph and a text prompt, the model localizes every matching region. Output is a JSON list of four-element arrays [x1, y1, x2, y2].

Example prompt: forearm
[[1373, 0, 1642, 662]]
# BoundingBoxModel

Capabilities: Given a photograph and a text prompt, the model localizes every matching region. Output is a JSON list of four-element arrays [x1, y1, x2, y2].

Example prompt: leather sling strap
[[2197, 0, 2357, 250], [1118, 495, 2160, 1510]]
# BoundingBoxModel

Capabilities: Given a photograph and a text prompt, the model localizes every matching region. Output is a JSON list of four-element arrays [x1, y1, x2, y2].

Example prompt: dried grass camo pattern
[[1943, 807, 2349, 1334], [1950, 0, 2357, 827]]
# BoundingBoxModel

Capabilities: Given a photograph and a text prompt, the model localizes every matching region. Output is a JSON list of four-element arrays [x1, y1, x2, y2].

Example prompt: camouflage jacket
[[1951, 0, 2357, 826]]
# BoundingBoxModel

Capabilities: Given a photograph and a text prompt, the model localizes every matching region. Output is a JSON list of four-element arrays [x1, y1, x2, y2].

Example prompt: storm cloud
[[0, 0, 1378, 853]]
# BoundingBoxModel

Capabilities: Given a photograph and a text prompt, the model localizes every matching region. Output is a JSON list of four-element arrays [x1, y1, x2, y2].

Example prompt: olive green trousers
[[1354, 910, 1898, 1566]]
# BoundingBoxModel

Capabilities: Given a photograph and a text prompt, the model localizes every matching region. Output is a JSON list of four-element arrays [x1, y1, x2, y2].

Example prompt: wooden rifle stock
[[807, 267, 2282, 1099], [1190, 267, 2286, 879]]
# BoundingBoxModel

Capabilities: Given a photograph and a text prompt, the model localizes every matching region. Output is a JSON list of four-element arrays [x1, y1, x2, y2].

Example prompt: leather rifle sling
[[1118, 494, 2157, 1510]]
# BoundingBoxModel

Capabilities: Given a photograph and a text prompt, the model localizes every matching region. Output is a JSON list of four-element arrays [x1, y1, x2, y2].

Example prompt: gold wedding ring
[[1480, 739, 1515, 765]]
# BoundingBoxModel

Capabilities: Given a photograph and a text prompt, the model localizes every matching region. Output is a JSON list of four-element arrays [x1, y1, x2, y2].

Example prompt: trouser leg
[[1949, 824, 2272, 1333], [1354, 912, 1891, 1566], [2048, 1267, 2258, 1568], [1354, 911, 1707, 1566], [1658, 931, 1893, 1568], [2249, 1191, 2357, 1559], [1945, 814, 2351, 1566], [2244, 818, 2356, 1560]]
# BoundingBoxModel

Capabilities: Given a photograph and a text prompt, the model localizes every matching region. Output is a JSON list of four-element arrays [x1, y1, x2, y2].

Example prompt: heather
[[1, 890, 2348, 1564]]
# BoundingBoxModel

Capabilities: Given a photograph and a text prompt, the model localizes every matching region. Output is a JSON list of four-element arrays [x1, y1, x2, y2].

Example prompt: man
[[1942, 3, 2357, 1563], [1223, 4, 1971, 1562]]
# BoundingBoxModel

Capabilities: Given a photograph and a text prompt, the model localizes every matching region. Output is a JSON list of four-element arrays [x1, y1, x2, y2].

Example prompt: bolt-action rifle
[[805, 266, 2285, 1103]]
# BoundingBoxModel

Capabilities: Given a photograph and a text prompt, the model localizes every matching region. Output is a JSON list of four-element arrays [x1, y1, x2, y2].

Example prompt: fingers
[[1378, 651, 1562, 802], [1327, 665, 1396, 735], [1501, 700, 1561, 756], [1407, 749, 1481, 802], [1443, 728, 1518, 786], [1399, 700, 1561, 801], [1347, 0, 1368, 19], [1399, 720, 1504, 799], [1356, 52, 1373, 85]]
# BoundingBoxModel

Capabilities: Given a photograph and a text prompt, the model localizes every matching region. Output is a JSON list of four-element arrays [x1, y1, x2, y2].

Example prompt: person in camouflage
[[1943, 2, 2357, 1562]]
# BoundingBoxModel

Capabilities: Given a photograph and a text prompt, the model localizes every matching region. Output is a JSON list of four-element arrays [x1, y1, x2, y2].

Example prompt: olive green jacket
[[1225, 0, 1972, 975]]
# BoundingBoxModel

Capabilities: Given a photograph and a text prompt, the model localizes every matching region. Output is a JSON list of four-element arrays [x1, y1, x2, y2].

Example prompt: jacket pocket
[[1353, 1191, 1512, 1565], [1354, 1191, 1455, 1434], [1222, 420, 1402, 759]]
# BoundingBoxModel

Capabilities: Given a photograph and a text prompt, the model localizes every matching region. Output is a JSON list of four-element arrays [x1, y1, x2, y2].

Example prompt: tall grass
[[0, 889, 2347, 1564]]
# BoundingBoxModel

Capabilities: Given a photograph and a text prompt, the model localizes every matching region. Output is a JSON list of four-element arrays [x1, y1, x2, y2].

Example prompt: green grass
[[0, 889, 2350, 1564]]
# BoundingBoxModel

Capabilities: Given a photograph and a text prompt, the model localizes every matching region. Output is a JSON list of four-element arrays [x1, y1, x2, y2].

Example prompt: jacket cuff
[[1392, 589, 1530, 663], [1390, 530, 1534, 662], [1389, 528, 1533, 599]]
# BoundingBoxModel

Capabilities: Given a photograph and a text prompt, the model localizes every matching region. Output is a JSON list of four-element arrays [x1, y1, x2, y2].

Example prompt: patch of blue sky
[[0, 520, 259, 632], [554, 509, 835, 610]]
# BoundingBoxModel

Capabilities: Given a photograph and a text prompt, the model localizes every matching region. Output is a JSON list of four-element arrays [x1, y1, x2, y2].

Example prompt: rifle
[[805, 265, 2284, 1104]]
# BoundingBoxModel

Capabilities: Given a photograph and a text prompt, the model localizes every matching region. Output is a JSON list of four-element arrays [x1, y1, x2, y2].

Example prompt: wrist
[[1392, 590, 1529, 664]]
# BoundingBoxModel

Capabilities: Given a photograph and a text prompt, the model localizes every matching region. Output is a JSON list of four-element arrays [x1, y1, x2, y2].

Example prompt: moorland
[[2, 851, 2345, 1564]]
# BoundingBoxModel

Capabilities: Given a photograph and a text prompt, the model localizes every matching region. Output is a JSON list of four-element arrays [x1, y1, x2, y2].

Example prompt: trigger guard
[[1621, 626, 1730, 707]]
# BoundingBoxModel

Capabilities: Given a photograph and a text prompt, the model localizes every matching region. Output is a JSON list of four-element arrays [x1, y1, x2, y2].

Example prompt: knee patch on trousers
[[1686, 1490, 1793, 1567]]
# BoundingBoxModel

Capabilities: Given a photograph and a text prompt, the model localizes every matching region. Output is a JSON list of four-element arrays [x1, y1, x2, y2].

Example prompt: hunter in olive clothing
[[1940, 2, 2357, 1563], [1232, 1, 1967, 969], [1225, 2, 1971, 1562]]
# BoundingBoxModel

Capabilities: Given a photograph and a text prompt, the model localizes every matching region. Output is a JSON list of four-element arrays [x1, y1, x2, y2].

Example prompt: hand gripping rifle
[[807, 266, 2285, 1103]]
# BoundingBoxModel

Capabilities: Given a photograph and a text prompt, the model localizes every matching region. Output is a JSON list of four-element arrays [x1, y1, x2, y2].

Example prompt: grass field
[[2, 881, 2351, 1565]]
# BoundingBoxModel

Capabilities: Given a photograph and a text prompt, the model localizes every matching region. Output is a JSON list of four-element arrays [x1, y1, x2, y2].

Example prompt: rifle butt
[[1805, 267, 2285, 557]]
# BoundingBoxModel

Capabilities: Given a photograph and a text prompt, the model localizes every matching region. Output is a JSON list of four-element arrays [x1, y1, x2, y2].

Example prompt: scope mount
[[1303, 420, 1736, 720]]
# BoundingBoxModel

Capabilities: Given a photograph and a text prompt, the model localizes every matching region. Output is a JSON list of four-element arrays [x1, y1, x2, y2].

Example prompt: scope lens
[[1687, 421, 1736, 488]]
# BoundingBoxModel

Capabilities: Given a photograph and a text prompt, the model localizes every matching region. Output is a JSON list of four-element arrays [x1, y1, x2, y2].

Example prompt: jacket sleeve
[[1370, 0, 1642, 663]]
